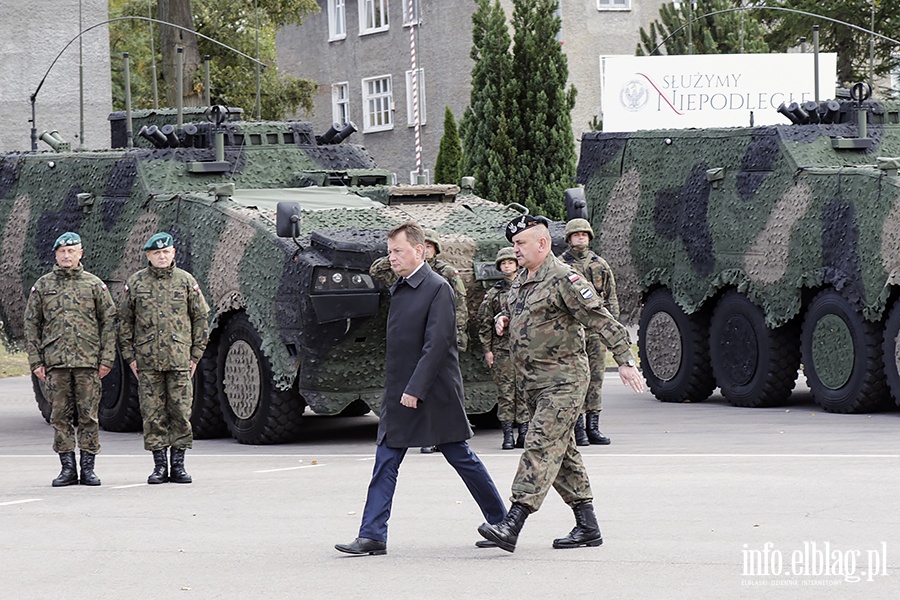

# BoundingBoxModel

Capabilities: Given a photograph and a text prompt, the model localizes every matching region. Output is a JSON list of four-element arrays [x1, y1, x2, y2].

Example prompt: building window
[[402, 0, 419, 26], [328, 0, 346, 40], [332, 83, 350, 125], [405, 69, 426, 126], [362, 75, 393, 132], [360, 0, 389, 35], [597, 0, 630, 10]]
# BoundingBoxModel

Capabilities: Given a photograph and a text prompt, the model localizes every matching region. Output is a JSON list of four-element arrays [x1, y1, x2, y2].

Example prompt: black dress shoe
[[335, 537, 387, 555], [475, 539, 498, 548]]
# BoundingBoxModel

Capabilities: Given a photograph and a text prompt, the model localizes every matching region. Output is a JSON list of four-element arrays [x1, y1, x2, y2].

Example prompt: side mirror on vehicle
[[276, 202, 302, 239]]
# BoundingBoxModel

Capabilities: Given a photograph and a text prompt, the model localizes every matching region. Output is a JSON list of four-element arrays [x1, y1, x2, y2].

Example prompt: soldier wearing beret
[[477, 215, 644, 553], [119, 232, 210, 484], [24, 232, 117, 487], [477, 246, 528, 449], [559, 218, 620, 446]]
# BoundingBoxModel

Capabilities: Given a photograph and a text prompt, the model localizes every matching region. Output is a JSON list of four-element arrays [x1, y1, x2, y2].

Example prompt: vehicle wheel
[[638, 288, 716, 402], [191, 330, 228, 439], [32, 374, 51, 423], [217, 312, 305, 444], [801, 289, 890, 413], [882, 300, 900, 408], [467, 404, 500, 429], [99, 349, 142, 432], [709, 290, 800, 407]]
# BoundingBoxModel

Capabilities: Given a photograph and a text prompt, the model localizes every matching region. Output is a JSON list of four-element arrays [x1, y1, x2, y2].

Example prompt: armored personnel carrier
[[1, 105, 529, 443], [577, 85, 900, 414]]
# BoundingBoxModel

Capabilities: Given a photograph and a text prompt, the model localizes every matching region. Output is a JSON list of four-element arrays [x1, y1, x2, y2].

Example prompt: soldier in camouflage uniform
[[477, 247, 527, 450], [119, 232, 210, 484], [23, 232, 117, 487], [371, 229, 469, 454], [477, 215, 643, 553], [559, 218, 619, 446]]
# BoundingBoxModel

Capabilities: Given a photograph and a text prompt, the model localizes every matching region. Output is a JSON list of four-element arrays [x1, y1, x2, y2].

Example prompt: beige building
[[0, 0, 111, 153], [277, 0, 666, 184]]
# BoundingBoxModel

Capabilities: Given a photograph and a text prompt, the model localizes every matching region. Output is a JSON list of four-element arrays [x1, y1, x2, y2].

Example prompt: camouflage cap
[[495, 247, 517, 269], [143, 232, 174, 251], [565, 218, 594, 242], [53, 232, 81, 250], [505, 214, 550, 242], [423, 228, 441, 255]]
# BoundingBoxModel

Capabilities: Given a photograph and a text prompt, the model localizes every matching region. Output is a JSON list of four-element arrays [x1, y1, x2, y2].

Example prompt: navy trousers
[[358, 440, 507, 542]]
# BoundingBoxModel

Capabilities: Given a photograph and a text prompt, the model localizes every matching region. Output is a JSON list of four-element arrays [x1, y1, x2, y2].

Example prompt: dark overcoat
[[377, 262, 473, 448]]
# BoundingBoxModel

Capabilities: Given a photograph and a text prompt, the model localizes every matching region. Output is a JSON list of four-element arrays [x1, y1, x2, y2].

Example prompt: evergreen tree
[[637, 0, 770, 57], [508, 0, 576, 219], [460, 0, 517, 205], [434, 106, 463, 185]]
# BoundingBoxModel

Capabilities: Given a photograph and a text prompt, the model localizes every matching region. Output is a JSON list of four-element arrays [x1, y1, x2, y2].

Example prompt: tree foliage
[[461, 0, 575, 220], [109, 0, 318, 119], [759, 0, 900, 88], [434, 107, 463, 185], [460, 0, 519, 208], [637, 0, 769, 56]]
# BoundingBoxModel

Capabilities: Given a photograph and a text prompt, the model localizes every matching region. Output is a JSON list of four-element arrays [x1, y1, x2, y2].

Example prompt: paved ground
[[1, 374, 898, 599]]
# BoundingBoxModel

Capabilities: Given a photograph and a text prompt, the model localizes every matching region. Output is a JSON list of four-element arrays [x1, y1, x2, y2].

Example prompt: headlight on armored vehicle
[[312, 267, 375, 292]]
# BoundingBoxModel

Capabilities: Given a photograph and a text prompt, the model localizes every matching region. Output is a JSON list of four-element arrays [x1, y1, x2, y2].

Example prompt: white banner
[[600, 53, 838, 132]]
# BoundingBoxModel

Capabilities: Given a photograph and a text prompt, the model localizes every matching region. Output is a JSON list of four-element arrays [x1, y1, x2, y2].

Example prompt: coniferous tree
[[637, 0, 769, 57], [460, 0, 517, 205], [434, 106, 463, 185], [508, 0, 576, 220]]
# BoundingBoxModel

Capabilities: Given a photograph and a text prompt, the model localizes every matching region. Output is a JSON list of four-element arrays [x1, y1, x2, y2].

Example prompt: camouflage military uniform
[[370, 255, 469, 351], [23, 264, 117, 454], [559, 247, 620, 413], [501, 254, 634, 512], [477, 278, 526, 424], [119, 262, 210, 451]]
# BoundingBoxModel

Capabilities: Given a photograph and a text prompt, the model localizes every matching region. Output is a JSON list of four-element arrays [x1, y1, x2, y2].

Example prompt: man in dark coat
[[335, 221, 507, 556]]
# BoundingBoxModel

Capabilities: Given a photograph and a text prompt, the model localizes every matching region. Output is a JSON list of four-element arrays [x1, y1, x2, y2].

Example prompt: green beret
[[143, 232, 174, 251], [505, 214, 550, 242], [53, 232, 81, 250]]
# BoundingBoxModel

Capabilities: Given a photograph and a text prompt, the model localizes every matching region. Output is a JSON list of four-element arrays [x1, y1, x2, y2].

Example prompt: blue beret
[[143, 232, 174, 251], [53, 232, 82, 250], [505, 214, 550, 242]]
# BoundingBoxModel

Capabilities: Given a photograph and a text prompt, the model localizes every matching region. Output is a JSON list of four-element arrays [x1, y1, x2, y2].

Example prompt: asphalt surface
[[1, 373, 898, 599]]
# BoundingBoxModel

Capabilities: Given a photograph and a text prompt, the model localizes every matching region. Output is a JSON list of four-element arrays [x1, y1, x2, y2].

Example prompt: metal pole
[[149, 0, 158, 108], [255, 0, 261, 120], [123, 53, 133, 148], [687, 1, 693, 54], [870, 0, 875, 90], [176, 46, 184, 132], [813, 25, 820, 103], [204, 55, 211, 106], [78, 0, 86, 150], [408, 0, 424, 184]]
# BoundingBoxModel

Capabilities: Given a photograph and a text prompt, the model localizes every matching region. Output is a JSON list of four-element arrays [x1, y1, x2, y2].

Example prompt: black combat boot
[[169, 448, 192, 484], [574, 414, 590, 446], [586, 411, 611, 445], [79, 450, 101, 486], [552, 501, 603, 549], [515, 422, 528, 449], [477, 503, 530, 553], [52, 451, 78, 487], [148, 449, 169, 484], [500, 421, 515, 450]]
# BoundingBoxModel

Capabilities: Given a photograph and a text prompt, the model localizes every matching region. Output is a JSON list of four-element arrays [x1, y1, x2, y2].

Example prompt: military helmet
[[423, 228, 441, 255], [565, 218, 594, 242], [494, 247, 517, 270]]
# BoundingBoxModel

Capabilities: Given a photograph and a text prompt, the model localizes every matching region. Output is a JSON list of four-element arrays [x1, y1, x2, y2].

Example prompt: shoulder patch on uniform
[[101, 284, 108, 291], [580, 287, 594, 299], [193, 284, 200, 291], [29, 286, 35, 294], [568, 272, 581, 283], [124, 284, 129, 292]]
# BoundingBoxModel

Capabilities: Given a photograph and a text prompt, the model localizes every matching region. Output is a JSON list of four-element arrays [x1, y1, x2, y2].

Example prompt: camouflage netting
[[0, 112, 533, 426], [578, 112, 900, 327]]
